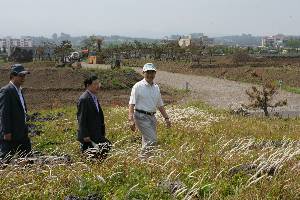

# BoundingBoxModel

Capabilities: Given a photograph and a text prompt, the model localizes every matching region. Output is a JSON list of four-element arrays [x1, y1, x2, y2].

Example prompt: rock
[[4, 154, 71, 166], [159, 180, 185, 194], [229, 163, 277, 177], [64, 195, 80, 200], [228, 164, 257, 176], [230, 106, 250, 116], [249, 140, 299, 150], [27, 112, 64, 122], [64, 194, 103, 200], [28, 123, 43, 136]]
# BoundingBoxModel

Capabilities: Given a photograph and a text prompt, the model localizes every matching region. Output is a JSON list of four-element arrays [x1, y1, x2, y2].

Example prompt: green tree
[[81, 36, 103, 52], [54, 40, 73, 62], [286, 39, 300, 53], [244, 81, 287, 117]]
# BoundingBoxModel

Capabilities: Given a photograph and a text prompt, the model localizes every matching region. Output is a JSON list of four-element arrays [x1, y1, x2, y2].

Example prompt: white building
[[261, 35, 287, 48], [0, 38, 33, 50], [178, 34, 214, 47], [178, 35, 192, 47]]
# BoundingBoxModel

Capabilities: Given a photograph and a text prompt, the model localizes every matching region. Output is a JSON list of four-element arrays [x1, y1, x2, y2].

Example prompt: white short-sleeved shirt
[[129, 79, 163, 112]]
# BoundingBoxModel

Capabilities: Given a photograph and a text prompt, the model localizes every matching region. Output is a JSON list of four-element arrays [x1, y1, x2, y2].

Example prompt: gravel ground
[[136, 68, 300, 117], [81, 62, 111, 70]]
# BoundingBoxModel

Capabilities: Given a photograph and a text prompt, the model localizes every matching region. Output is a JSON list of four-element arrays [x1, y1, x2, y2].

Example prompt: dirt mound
[[0, 65, 141, 90]]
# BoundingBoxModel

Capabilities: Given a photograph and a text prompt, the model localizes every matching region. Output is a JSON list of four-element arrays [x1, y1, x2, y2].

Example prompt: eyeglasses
[[17, 74, 26, 78]]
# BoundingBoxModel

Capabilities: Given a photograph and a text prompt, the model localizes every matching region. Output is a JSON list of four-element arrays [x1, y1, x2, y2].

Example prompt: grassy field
[[0, 102, 299, 199], [283, 85, 300, 94], [0, 58, 6, 65]]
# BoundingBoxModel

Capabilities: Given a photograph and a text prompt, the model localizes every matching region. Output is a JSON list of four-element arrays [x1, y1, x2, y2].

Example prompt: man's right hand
[[3, 133, 12, 141], [83, 137, 91, 142]]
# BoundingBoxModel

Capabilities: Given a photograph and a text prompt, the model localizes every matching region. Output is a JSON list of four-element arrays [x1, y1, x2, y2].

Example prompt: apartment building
[[0, 38, 33, 50]]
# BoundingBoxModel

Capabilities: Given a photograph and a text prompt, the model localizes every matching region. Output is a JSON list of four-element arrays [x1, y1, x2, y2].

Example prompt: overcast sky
[[0, 0, 299, 38]]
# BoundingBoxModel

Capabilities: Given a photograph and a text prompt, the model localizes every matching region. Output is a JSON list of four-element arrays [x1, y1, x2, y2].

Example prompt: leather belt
[[135, 109, 156, 116]]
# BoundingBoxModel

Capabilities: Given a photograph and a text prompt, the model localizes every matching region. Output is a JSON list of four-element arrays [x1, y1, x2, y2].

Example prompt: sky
[[0, 0, 299, 38]]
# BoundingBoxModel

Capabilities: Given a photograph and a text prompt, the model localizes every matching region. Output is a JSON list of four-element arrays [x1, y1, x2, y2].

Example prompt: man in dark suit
[[0, 64, 31, 159], [77, 75, 111, 157]]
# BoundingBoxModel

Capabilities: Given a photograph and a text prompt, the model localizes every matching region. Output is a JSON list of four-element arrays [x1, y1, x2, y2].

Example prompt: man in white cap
[[129, 63, 171, 154]]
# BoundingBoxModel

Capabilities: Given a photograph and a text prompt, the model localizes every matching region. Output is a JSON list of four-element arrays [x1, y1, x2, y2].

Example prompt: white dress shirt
[[10, 81, 27, 122], [87, 90, 99, 112], [129, 79, 163, 112]]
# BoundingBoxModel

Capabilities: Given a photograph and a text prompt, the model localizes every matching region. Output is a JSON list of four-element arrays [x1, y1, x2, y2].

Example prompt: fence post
[[279, 80, 283, 90], [185, 81, 189, 91]]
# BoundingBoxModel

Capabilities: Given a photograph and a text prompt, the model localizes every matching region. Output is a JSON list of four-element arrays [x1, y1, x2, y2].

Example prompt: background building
[[0, 38, 33, 50], [178, 34, 214, 47], [261, 34, 287, 48]]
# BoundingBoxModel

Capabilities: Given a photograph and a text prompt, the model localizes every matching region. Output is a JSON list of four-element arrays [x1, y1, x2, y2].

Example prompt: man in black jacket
[[77, 75, 111, 157], [0, 64, 31, 159]]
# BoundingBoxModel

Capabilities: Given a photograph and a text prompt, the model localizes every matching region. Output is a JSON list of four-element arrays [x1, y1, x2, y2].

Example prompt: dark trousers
[[0, 138, 32, 160], [80, 138, 111, 159], [80, 142, 94, 152]]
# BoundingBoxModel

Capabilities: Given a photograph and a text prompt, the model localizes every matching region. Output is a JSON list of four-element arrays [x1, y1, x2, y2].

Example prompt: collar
[[10, 81, 22, 92], [142, 78, 154, 86], [87, 90, 97, 99]]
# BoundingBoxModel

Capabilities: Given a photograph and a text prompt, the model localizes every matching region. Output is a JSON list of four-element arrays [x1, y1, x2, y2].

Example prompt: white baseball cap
[[142, 63, 156, 72]]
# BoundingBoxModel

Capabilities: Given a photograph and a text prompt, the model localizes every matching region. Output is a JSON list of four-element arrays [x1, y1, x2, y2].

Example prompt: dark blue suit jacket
[[0, 83, 28, 142], [77, 91, 106, 143]]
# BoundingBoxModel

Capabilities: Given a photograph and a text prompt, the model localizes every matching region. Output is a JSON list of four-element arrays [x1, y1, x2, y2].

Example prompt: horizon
[[0, 32, 299, 40], [0, 0, 299, 39]]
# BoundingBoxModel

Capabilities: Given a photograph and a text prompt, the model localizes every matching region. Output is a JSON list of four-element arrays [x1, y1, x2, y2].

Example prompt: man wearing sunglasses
[[0, 64, 31, 160]]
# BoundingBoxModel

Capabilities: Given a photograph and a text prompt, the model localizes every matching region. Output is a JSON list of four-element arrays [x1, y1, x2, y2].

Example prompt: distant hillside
[[24, 33, 265, 47], [28, 33, 159, 47]]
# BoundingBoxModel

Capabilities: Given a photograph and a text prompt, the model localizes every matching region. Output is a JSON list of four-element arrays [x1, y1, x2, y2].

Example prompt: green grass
[[0, 103, 299, 199], [85, 67, 142, 89], [0, 58, 7, 65], [225, 77, 300, 95], [282, 85, 300, 94]]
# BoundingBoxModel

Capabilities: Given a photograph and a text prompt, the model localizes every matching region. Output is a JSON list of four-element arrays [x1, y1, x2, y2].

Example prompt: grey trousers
[[134, 112, 157, 150]]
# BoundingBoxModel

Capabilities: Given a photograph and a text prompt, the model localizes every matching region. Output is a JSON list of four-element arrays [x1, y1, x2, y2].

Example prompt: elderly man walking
[[77, 75, 111, 158], [129, 63, 171, 155], [0, 64, 31, 160]]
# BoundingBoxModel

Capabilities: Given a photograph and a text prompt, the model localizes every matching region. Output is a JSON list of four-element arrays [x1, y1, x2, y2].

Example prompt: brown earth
[[0, 62, 183, 110]]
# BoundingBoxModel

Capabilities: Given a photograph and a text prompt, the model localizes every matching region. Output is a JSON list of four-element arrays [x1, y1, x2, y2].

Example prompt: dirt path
[[135, 68, 300, 117]]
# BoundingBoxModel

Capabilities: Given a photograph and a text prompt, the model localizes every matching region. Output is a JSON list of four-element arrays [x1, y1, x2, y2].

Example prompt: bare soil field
[[0, 62, 182, 110]]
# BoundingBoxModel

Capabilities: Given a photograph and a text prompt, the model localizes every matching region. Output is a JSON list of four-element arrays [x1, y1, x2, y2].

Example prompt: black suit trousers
[[0, 138, 31, 159]]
